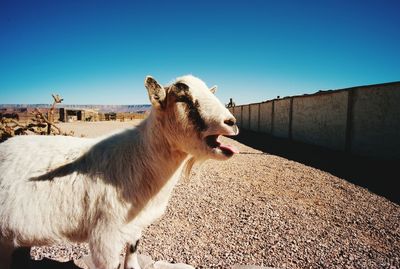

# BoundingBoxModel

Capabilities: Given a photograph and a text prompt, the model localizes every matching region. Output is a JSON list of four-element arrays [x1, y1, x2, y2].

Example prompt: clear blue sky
[[1, 0, 399, 105]]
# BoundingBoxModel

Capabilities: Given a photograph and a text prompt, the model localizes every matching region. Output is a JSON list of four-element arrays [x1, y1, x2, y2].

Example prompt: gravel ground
[[30, 122, 400, 269]]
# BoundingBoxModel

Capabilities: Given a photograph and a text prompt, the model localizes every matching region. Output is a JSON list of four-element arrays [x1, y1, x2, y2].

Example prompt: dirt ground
[[28, 121, 400, 269]]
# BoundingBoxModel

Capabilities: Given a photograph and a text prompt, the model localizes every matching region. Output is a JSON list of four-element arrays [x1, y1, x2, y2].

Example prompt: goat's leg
[[86, 230, 125, 269], [0, 242, 14, 269], [123, 239, 141, 269]]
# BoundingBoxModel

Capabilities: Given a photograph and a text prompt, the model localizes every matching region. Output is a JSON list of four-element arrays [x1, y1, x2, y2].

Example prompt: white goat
[[0, 75, 239, 269]]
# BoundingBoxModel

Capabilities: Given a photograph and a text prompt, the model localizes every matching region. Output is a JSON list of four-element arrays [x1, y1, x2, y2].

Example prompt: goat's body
[[0, 135, 95, 244], [0, 118, 186, 268]]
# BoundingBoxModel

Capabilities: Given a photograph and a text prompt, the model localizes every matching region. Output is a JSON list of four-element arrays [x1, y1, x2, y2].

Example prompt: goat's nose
[[224, 118, 236, 127]]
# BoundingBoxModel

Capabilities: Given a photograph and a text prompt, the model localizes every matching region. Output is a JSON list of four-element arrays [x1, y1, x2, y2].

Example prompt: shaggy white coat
[[0, 75, 238, 269]]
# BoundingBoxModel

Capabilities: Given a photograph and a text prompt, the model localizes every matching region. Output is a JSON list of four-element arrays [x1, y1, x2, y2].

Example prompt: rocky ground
[[30, 121, 400, 269]]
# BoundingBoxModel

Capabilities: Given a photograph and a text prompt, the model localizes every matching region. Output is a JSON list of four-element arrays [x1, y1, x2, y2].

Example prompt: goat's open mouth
[[205, 135, 239, 157]]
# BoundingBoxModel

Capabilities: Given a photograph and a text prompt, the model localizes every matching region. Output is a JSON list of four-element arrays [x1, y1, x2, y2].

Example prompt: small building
[[59, 108, 99, 122], [104, 112, 117, 121]]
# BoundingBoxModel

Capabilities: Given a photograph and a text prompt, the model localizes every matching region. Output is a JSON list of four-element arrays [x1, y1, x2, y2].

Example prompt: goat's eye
[[176, 95, 190, 104]]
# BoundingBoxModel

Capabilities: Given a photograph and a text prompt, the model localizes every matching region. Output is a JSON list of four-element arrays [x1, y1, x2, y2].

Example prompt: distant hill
[[0, 104, 151, 113]]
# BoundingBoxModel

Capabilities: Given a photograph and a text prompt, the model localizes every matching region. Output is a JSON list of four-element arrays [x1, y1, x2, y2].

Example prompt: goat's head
[[145, 75, 239, 160]]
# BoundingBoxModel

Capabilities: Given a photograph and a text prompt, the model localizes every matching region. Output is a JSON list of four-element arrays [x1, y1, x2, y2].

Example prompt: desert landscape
[[23, 121, 400, 269], [3, 1, 399, 268]]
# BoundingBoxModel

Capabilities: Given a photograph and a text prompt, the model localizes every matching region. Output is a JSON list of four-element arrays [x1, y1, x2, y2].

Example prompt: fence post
[[258, 103, 261, 132], [240, 106, 243, 128], [248, 105, 251, 130], [345, 89, 355, 153], [289, 97, 294, 140], [271, 100, 275, 135]]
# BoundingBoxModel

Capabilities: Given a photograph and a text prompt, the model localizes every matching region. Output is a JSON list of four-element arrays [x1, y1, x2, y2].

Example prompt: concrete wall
[[227, 81, 399, 160], [272, 98, 291, 139], [351, 84, 400, 159], [259, 102, 273, 134], [249, 104, 259, 131], [292, 91, 348, 151], [231, 106, 241, 126], [241, 105, 250, 130]]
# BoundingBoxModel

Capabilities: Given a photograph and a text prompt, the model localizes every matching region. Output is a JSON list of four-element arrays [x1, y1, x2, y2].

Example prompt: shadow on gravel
[[11, 247, 80, 269], [233, 130, 400, 205]]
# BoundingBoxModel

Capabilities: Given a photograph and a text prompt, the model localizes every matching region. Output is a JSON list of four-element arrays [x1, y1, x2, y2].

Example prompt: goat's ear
[[145, 76, 166, 108], [210, 85, 218, 94]]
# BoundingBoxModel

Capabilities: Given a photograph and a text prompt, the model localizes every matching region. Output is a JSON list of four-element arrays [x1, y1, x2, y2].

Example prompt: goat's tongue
[[219, 143, 239, 155]]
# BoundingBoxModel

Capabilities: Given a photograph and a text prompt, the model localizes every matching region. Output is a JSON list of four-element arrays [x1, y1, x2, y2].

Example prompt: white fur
[[0, 75, 238, 269]]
